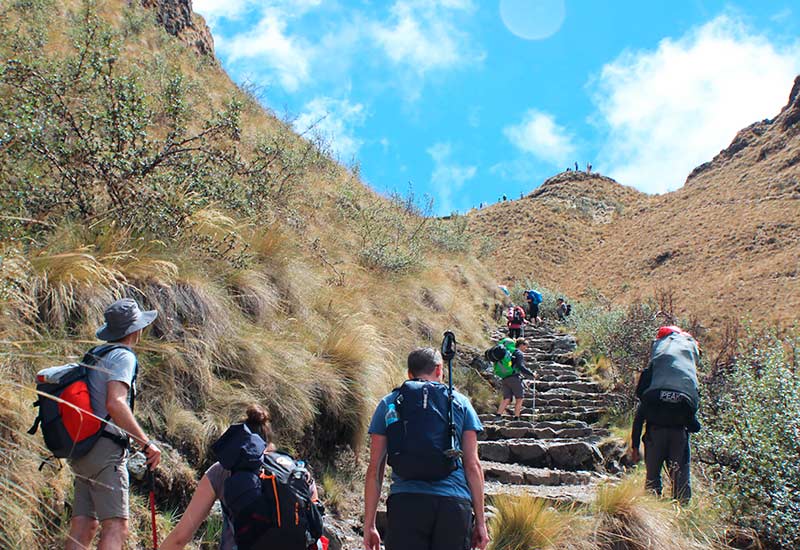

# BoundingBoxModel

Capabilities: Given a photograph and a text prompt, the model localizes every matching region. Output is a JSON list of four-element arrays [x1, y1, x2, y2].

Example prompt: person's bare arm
[[161, 475, 217, 550], [463, 430, 489, 550], [106, 381, 161, 468], [363, 434, 388, 550]]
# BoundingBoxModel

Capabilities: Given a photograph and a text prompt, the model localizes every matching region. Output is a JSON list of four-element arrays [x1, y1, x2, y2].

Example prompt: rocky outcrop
[[687, 74, 800, 184], [141, 0, 216, 60]]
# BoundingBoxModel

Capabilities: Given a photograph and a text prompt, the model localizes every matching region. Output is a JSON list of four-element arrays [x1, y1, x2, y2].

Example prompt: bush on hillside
[[335, 180, 431, 272], [0, 0, 329, 261], [696, 329, 800, 548], [429, 214, 472, 253], [572, 299, 663, 406]]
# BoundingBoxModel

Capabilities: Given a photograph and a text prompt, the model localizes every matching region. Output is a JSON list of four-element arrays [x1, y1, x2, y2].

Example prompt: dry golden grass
[[489, 495, 576, 550], [591, 475, 716, 550]]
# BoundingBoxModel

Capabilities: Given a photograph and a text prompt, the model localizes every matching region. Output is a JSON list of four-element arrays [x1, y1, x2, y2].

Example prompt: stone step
[[479, 418, 592, 430], [522, 397, 606, 409], [479, 439, 604, 471], [527, 370, 581, 379], [484, 481, 600, 505], [534, 380, 602, 393], [480, 424, 609, 441], [517, 410, 605, 424], [482, 461, 597, 486]]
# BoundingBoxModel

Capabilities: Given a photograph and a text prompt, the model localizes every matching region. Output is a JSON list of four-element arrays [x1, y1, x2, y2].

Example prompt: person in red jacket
[[506, 304, 526, 338]]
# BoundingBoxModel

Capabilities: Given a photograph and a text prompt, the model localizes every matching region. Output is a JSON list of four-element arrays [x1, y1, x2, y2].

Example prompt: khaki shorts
[[70, 436, 129, 521], [501, 374, 524, 399]]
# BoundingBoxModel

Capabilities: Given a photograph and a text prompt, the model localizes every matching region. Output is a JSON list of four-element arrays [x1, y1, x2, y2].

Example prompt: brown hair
[[516, 338, 527, 348], [244, 404, 272, 444]]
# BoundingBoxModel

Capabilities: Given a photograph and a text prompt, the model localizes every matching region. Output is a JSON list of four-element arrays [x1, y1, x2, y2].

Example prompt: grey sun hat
[[96, 298, 158, 342]]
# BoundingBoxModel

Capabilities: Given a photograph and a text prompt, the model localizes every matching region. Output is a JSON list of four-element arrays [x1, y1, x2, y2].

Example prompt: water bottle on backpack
[[385, 403, 399, 427]]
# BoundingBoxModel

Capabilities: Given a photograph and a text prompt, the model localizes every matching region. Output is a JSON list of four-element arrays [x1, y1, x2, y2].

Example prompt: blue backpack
[[526, 290, 542, 304], [386, 380, 460, 481], [212, 424, 324, 550]]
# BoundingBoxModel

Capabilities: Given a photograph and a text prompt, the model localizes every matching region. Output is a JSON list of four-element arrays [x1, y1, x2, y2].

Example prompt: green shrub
[[696, 329, 800, 548], [571, 300, 663, 406], [429, 214, 472, 253], [335, 181, 431, 272]]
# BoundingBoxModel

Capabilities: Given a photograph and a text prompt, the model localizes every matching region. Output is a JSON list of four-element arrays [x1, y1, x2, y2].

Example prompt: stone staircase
[[477, 324, 620, 504]]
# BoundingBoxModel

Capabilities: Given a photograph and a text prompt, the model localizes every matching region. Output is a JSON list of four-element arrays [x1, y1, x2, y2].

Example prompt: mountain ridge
[[469, 78, 800, 327]]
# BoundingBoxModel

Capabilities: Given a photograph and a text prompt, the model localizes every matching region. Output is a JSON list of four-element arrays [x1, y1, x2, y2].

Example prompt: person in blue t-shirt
[[363, 348, 489, 550]]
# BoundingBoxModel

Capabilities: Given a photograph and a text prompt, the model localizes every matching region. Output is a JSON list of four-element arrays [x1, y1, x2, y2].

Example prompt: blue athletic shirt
[[368, 384, 483, 501]]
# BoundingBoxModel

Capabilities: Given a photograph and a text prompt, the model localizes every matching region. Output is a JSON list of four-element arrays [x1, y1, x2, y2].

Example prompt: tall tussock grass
[[310, 316, 393, 456], [592, 477, 710, 550], [489, 495, 575, 549]]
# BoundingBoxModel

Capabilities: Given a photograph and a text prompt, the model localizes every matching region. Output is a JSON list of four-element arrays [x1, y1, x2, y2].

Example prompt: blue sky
[[193, 0, 800, 214]]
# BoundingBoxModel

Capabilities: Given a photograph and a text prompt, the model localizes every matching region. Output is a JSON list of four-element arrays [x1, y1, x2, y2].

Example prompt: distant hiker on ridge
[[506, 303, 527, 338], [363, 348, 489, 550], [574, 161, 579, 171], [629, 326, 702, 504], [64, 299, 162, 550]]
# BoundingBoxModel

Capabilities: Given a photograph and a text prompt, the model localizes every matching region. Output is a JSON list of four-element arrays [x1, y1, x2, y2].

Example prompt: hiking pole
[[441, 331, 462, 459], [148, 468, 158, 550]]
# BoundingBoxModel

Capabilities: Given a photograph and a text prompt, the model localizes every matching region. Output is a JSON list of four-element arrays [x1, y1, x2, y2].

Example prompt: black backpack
[[212, 424, 324, 550], [28, 345, 135, 460], [565, 304, 572, 316], [484, 345, 507, 363], [386, 380, 460, 481], [511, 308, 523, 323]]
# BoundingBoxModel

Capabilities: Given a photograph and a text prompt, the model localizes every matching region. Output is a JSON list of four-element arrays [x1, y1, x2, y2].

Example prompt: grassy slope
[[469, 82, 800, 329], [0, 1, 499, 547]]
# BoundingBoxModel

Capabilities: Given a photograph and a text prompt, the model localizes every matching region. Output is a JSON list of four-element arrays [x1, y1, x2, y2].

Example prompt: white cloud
[[220, 11, 313, 92], [195, 0, 321, 23], [428, 142, 477, 214], [503, 109, 576, 166], [293, 97, 367, 161], [593, 15, 800, 193], [371, 0, 480, 76], [200, 0, 482, 98], [193, 0, 251, 22]]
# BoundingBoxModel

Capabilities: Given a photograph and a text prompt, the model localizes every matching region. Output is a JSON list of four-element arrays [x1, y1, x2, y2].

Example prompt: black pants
[[386, 493, 472, 550], [509, 327, 522, 338], [644, 425, 691, 503], [528, 303, 539, 319]]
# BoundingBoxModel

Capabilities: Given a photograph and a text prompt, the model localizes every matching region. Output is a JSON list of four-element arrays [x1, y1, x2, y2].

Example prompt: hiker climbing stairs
[[477, 324, 621, 504]]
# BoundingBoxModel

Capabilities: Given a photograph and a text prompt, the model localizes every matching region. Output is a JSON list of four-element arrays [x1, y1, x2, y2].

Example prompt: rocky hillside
[[470, 78, 800, 327]]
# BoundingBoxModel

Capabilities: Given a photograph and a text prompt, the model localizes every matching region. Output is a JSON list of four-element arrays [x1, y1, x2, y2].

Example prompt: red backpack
[[28, 345, 136, 460]]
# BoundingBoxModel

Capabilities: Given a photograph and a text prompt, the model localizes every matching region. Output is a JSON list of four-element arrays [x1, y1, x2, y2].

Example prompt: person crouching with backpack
[[363, 348, 489, 550], [629, 326, 702, 504], [161, 404, 324, 550], [496, 339, 534, 420], [66, 298, 162, 550]]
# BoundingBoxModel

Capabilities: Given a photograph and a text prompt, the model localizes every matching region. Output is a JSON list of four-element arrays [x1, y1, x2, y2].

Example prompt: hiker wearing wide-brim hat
[[96, 297, 158, 342], [65, 298, 162, 550]]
